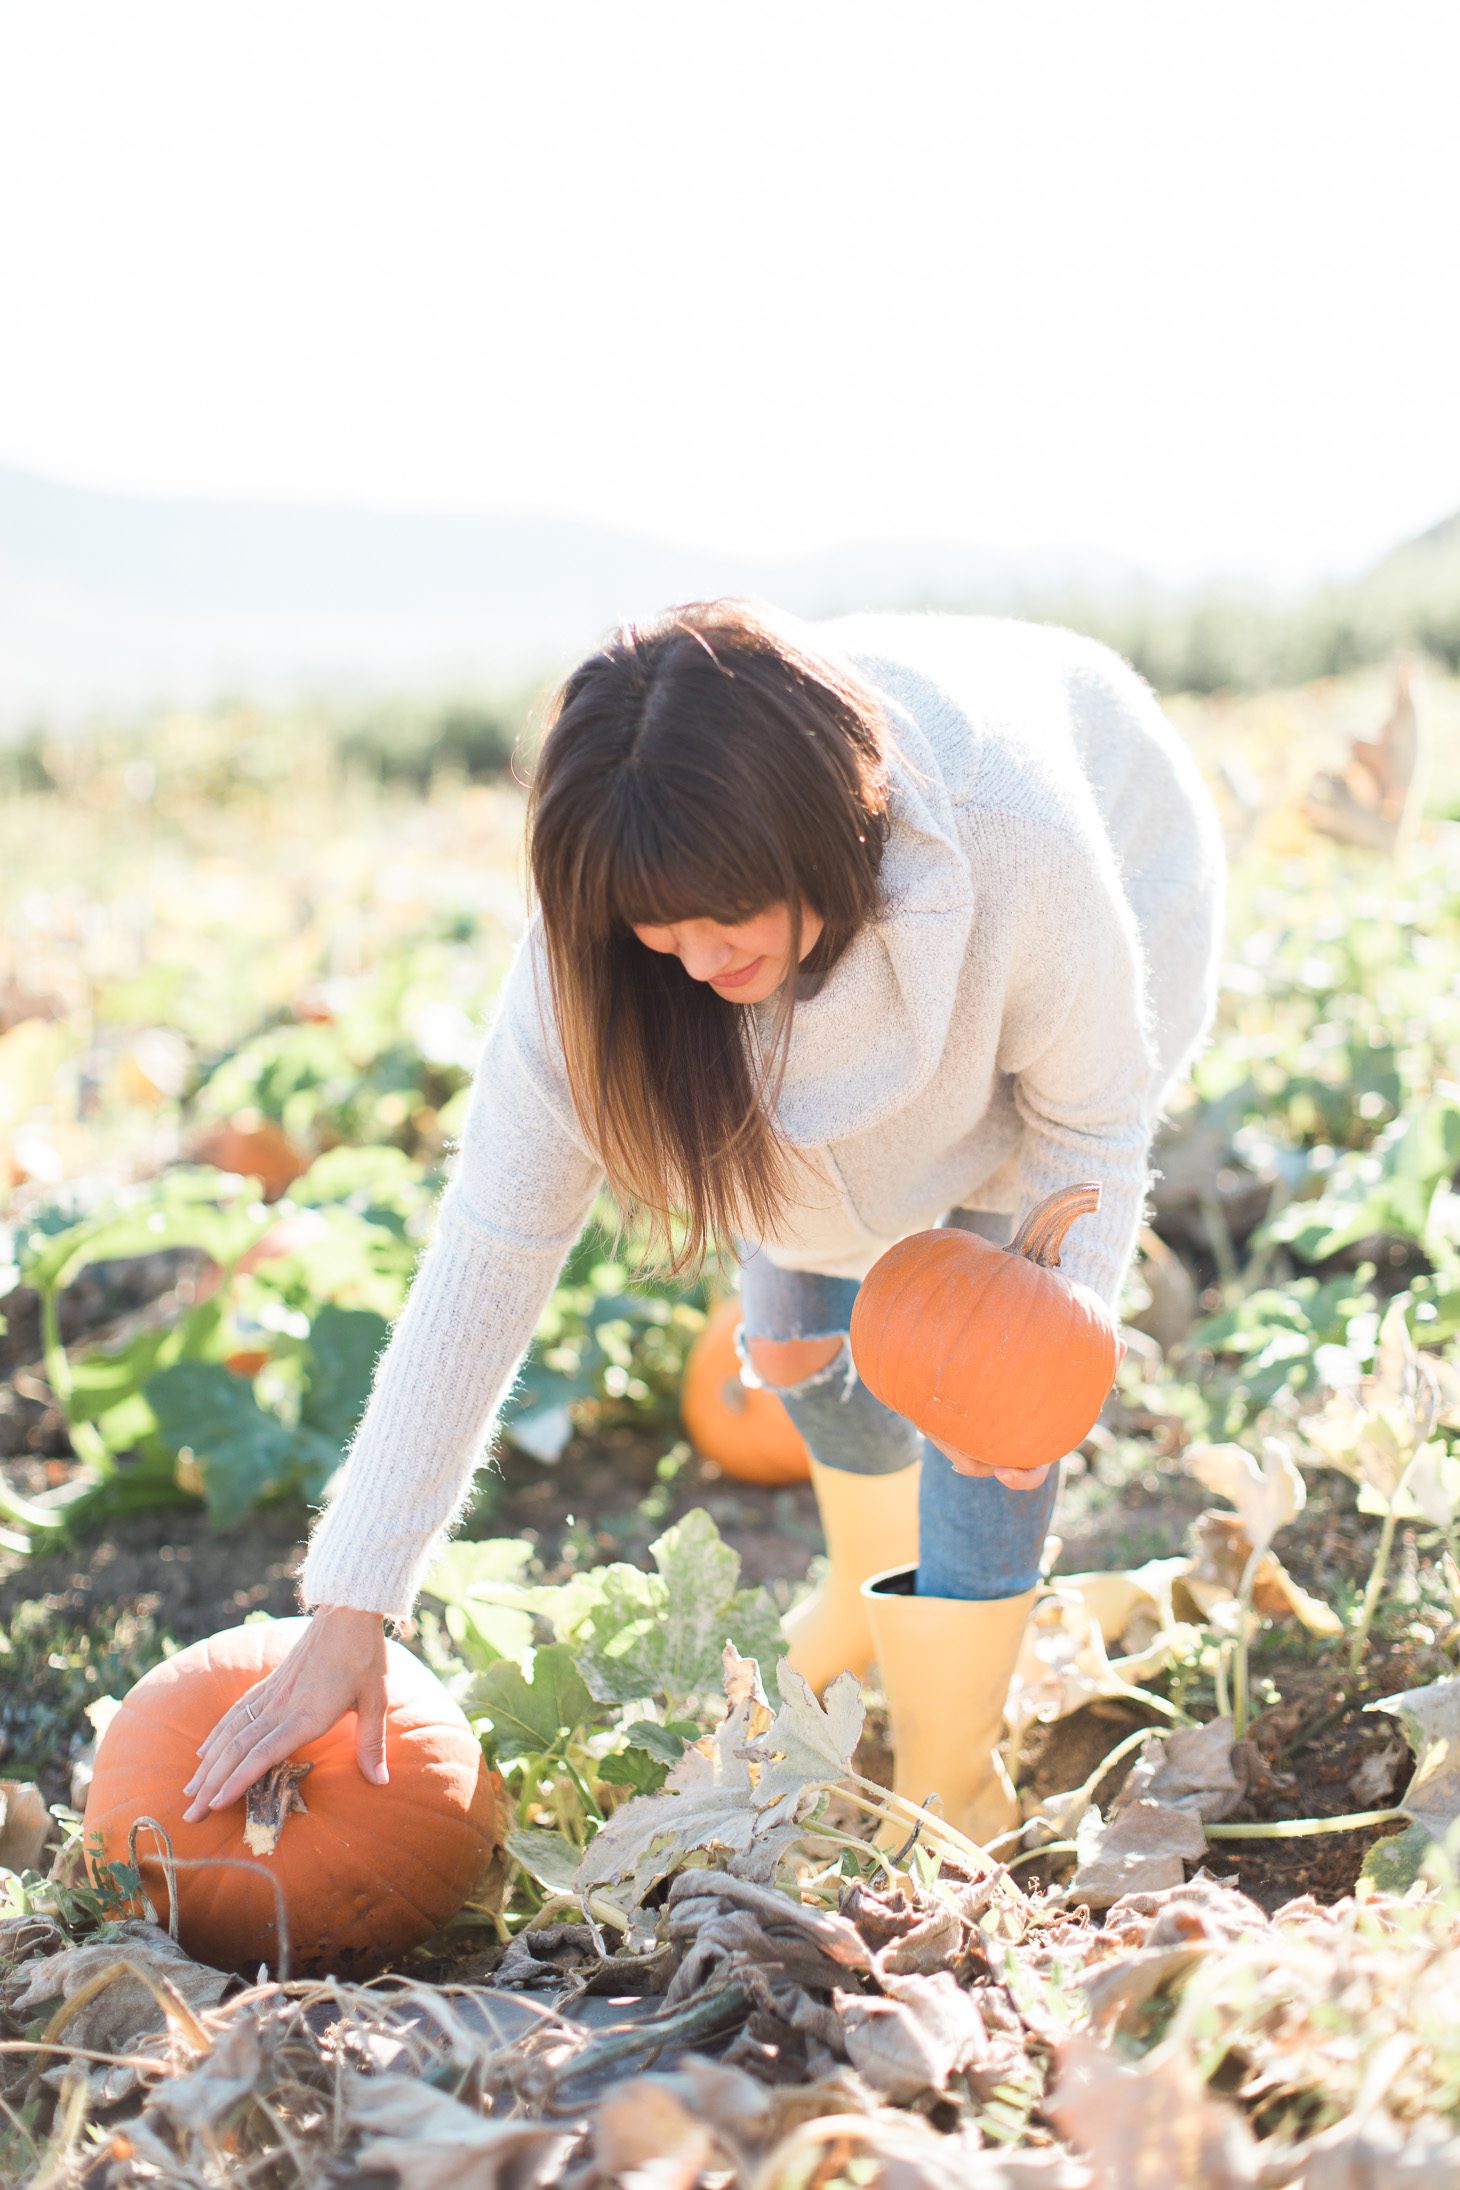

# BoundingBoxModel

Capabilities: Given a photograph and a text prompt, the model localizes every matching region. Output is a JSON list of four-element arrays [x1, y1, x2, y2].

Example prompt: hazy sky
[[2, 4, 1457, 588]]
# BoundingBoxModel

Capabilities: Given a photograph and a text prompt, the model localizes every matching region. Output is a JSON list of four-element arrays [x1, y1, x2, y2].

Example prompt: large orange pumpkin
[[848, 1185, 1122, 1472], [84, 1619, 498, 1979], [681, 1299, 813, 1484]]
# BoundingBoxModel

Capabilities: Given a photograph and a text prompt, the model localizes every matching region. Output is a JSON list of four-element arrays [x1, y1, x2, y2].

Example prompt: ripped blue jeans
[[736, 1211, 1060, 1601]]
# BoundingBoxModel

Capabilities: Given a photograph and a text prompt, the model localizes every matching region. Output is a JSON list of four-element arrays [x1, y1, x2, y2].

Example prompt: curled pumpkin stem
[[1007, 1185, 1102, 1269]]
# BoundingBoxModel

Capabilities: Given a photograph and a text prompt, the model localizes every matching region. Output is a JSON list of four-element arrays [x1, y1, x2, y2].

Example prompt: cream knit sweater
[[300, 612, 1226, 1622]]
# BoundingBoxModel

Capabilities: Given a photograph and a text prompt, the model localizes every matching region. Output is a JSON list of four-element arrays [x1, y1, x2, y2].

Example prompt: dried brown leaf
[[592, 2078, 716, 2186], [344, 2071, 574, 2189], [1067, 1801, 1206, 1910], [6, 1920, 231, 2048], [752, 2108, 1025, 2190], [1179, 1511, 1344, 1638], [144, 2008, 263, 2135], [1368, 1673, 1460, 1844], [1050, 2032, 1263, 2188], [840, 1969, 991, 2102], [1298, 2107, 1460, 2188], [1111, 1720, 1249, 1825], [1185, 1438, 1304, 1559]]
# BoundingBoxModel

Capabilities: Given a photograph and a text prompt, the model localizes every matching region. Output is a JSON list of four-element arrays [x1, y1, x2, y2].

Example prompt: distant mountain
[[0, 465, 1143, 729]]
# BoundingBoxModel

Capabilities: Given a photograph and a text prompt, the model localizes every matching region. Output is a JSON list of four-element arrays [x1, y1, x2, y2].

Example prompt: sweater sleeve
[[992, 813, 1161, 1312], [298, 923, 603, 1623]]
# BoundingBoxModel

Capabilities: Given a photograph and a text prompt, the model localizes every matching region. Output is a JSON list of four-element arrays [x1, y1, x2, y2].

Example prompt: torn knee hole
[[744, 1331, 848, 1394]]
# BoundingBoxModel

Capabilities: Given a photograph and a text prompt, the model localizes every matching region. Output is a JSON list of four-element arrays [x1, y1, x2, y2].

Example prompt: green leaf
[[1267, 1097, 1460, 1262], [620, 1718, 697, 1765], [1360, 1821, 1434, 1894], [560, 1509, 787, 1712], [65, 1296, 230, 1459], [18, 1171, 271, 1297], [504, 1826, 585, 1894], [470, 1644, 598, 1761], [145, 1360, 338, 1527], [299, 1304, 389, 1444], [598, 1749, 670, 1795], [425, 1538, 535, 1602]]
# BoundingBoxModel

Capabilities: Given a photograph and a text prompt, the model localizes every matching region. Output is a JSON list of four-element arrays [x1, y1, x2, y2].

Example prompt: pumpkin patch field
[[3, 662, 1460, 2187]]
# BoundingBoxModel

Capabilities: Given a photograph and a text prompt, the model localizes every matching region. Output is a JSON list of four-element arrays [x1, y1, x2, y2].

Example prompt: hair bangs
[[599, 769, 796, 936]]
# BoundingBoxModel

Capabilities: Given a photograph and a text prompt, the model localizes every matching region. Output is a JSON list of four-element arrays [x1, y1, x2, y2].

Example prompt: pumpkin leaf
[[744, 1662, 865, 1817], [575, 1645, 816, 1906], [298, 1303, 389, 1444], [343, 2070, 575, 2190], [503, 1826, 586, 1896], [1303, 1297, 1449, 1511], [469, 1643, 600, 1762], [597, 1747, 670, 1795], [558, 1507, 787, 1711], [145, 1361, 340, 1525], [1066, 1798, 1208, 1910], [1367, 1673, 1460, 1850], [1183, 1435, 1304, 1560], [423, 1538, 537, 1668]]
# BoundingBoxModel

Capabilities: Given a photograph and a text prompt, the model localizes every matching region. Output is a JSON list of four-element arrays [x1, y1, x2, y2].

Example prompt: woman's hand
[[181, 1606, 390, 1823], [929, 1437, 1053, 1492]]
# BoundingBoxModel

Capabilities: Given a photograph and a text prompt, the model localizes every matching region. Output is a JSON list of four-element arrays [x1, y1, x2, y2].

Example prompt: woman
[[184, 598, 1225, 1845]]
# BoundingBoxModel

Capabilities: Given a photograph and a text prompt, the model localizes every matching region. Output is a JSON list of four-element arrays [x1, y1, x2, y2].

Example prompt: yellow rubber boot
[[781, 1459, 921, 1693], [862, 1566, 1040, 1851]]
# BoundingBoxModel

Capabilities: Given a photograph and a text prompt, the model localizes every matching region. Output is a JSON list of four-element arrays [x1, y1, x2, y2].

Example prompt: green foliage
[[547, 1508, 789, 1716]]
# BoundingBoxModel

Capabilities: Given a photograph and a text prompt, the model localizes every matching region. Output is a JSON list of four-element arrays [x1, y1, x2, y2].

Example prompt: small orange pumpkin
[[192, 1111, 310, 1201], [849, 1184, 1122, 1472], [681, 1299, 813, 1484], [223, 1348, 271, 1377], [84, 1619, 498, 1979]]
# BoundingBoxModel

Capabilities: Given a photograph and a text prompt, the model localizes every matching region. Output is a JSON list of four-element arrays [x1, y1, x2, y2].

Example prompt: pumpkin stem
[[1007, 1185, 1102, 1269], [243, 1759, 314, 1857]]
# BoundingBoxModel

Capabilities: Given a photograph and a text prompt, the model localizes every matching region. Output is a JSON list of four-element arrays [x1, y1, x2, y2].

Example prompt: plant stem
[[1349, 1498, 1402, 1676], [1205, 1806, 1407, 1840], [562, 1753, 603, 1825], [1232, 1540, 1264, 1741], [1007, 1840, 1079, 1872], [1213, 1641, 1231, 1723], [836, 1774, 1027, 1901], [1035, 1723, 1158, 1840], [38, 1274, 111, 1474]]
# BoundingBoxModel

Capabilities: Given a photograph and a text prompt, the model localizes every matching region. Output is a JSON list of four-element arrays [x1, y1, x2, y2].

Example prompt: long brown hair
[[527, 598, 892, 1270]]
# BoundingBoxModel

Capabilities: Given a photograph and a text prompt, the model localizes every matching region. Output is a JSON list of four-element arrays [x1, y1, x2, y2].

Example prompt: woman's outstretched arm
[[299, 921, 603, 1621]]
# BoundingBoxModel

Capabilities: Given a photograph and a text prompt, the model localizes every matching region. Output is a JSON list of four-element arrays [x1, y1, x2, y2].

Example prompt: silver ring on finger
[[244, 1699, 259, 1723]]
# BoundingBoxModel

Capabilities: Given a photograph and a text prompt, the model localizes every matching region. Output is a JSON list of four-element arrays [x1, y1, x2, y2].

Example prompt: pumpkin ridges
[[850, 1195, 1121, 1474], [92, 1768, 477, 1962], [681, 1299, 812, 1484], [84, 1620, 496, 1977]]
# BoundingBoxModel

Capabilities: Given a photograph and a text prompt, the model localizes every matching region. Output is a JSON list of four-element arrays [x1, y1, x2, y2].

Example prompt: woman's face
[[631, 903, 823, 1005]]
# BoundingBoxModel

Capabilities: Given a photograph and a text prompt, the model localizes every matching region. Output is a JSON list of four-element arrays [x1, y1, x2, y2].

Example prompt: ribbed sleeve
[[299, 932, 602, 1623], [991, 810, 1164, 1310]]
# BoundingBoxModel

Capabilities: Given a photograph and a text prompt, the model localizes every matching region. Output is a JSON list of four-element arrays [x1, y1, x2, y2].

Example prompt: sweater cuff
[[1014, 1125, 1152, 1313]]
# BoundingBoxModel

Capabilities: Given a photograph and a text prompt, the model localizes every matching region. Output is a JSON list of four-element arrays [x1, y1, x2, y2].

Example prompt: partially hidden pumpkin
[[681, 1298, 812, 1484], [191, 1111, 310, 1200], [848, 1185, 1122, 1472], [83, 1619, 498, 1979]]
